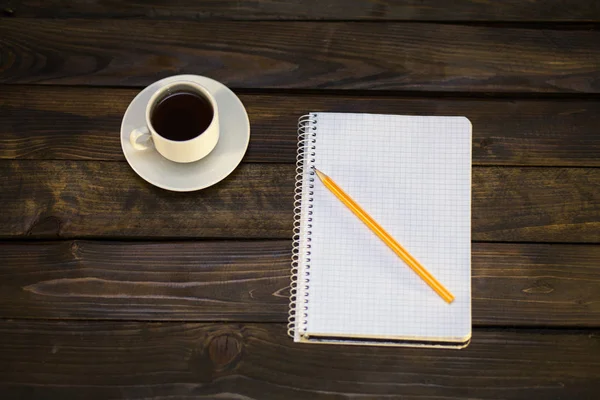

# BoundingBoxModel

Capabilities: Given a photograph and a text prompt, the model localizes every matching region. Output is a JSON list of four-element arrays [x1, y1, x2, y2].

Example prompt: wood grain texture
[[2, 86, 600, 166], [1, 241, 599, 326], [1, 161, 599, 242], [0, 161, 293, 239], [3, 0, 600, 21], [0, 240, 290, 321], [2, 19, 600, 92], [0, 321, 599, 399]]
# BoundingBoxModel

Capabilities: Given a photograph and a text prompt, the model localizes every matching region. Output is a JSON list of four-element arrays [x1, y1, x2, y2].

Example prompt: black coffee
[[151, 91, 214, 141]]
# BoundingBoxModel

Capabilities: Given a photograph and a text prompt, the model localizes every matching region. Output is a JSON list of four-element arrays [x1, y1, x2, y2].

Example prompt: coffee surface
[[151, 92, 214, 141]]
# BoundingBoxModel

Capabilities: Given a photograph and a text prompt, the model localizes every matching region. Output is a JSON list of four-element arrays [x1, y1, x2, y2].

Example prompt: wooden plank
[[0, 240, 291, 322], [2, 87, 600, 167], [4, 0, 600, 21], [1, 161, 599, 242], [0, 321, 598, 399], [1, 241, 599, 327], [1, 20, 600, 93], [0, 161, 293, 239]]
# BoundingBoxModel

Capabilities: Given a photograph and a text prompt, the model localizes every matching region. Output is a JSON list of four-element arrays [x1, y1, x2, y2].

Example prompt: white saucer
[[121, 75, 250, 192]]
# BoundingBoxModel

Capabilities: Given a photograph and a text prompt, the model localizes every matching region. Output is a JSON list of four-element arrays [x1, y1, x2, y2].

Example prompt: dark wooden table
[[1, 1, 600, 398]]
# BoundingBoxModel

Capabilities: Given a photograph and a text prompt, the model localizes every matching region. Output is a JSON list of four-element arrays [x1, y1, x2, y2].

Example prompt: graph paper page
[[304, 113, 471, 341]]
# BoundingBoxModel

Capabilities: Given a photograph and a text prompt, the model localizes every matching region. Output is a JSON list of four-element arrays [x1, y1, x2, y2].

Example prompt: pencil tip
[[313, 167, 326, 181]]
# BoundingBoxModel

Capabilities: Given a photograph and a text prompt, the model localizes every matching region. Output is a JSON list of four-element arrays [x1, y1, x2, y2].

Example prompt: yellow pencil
[[313, 167, 455, 304]]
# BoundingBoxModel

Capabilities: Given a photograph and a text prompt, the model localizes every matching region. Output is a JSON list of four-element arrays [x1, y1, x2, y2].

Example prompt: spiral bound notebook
[[289, 112, 472, 348]]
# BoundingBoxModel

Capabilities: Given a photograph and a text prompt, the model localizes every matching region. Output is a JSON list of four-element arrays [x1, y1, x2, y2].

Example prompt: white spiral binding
[[288, 113, 317, 338]]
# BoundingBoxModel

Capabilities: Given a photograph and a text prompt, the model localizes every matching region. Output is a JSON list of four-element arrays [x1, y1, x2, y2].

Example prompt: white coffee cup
[[130, 81, 219, 163]]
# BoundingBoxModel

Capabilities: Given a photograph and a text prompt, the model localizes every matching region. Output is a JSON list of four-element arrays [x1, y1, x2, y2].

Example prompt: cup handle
[[130, 126, 153, 151]]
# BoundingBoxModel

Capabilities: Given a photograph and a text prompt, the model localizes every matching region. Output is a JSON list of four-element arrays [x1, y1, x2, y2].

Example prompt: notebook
[[289, 112, 472, 348]]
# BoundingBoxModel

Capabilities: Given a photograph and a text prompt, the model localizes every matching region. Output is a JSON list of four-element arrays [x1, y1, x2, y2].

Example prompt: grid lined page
[[303, 113, 471, 342]]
